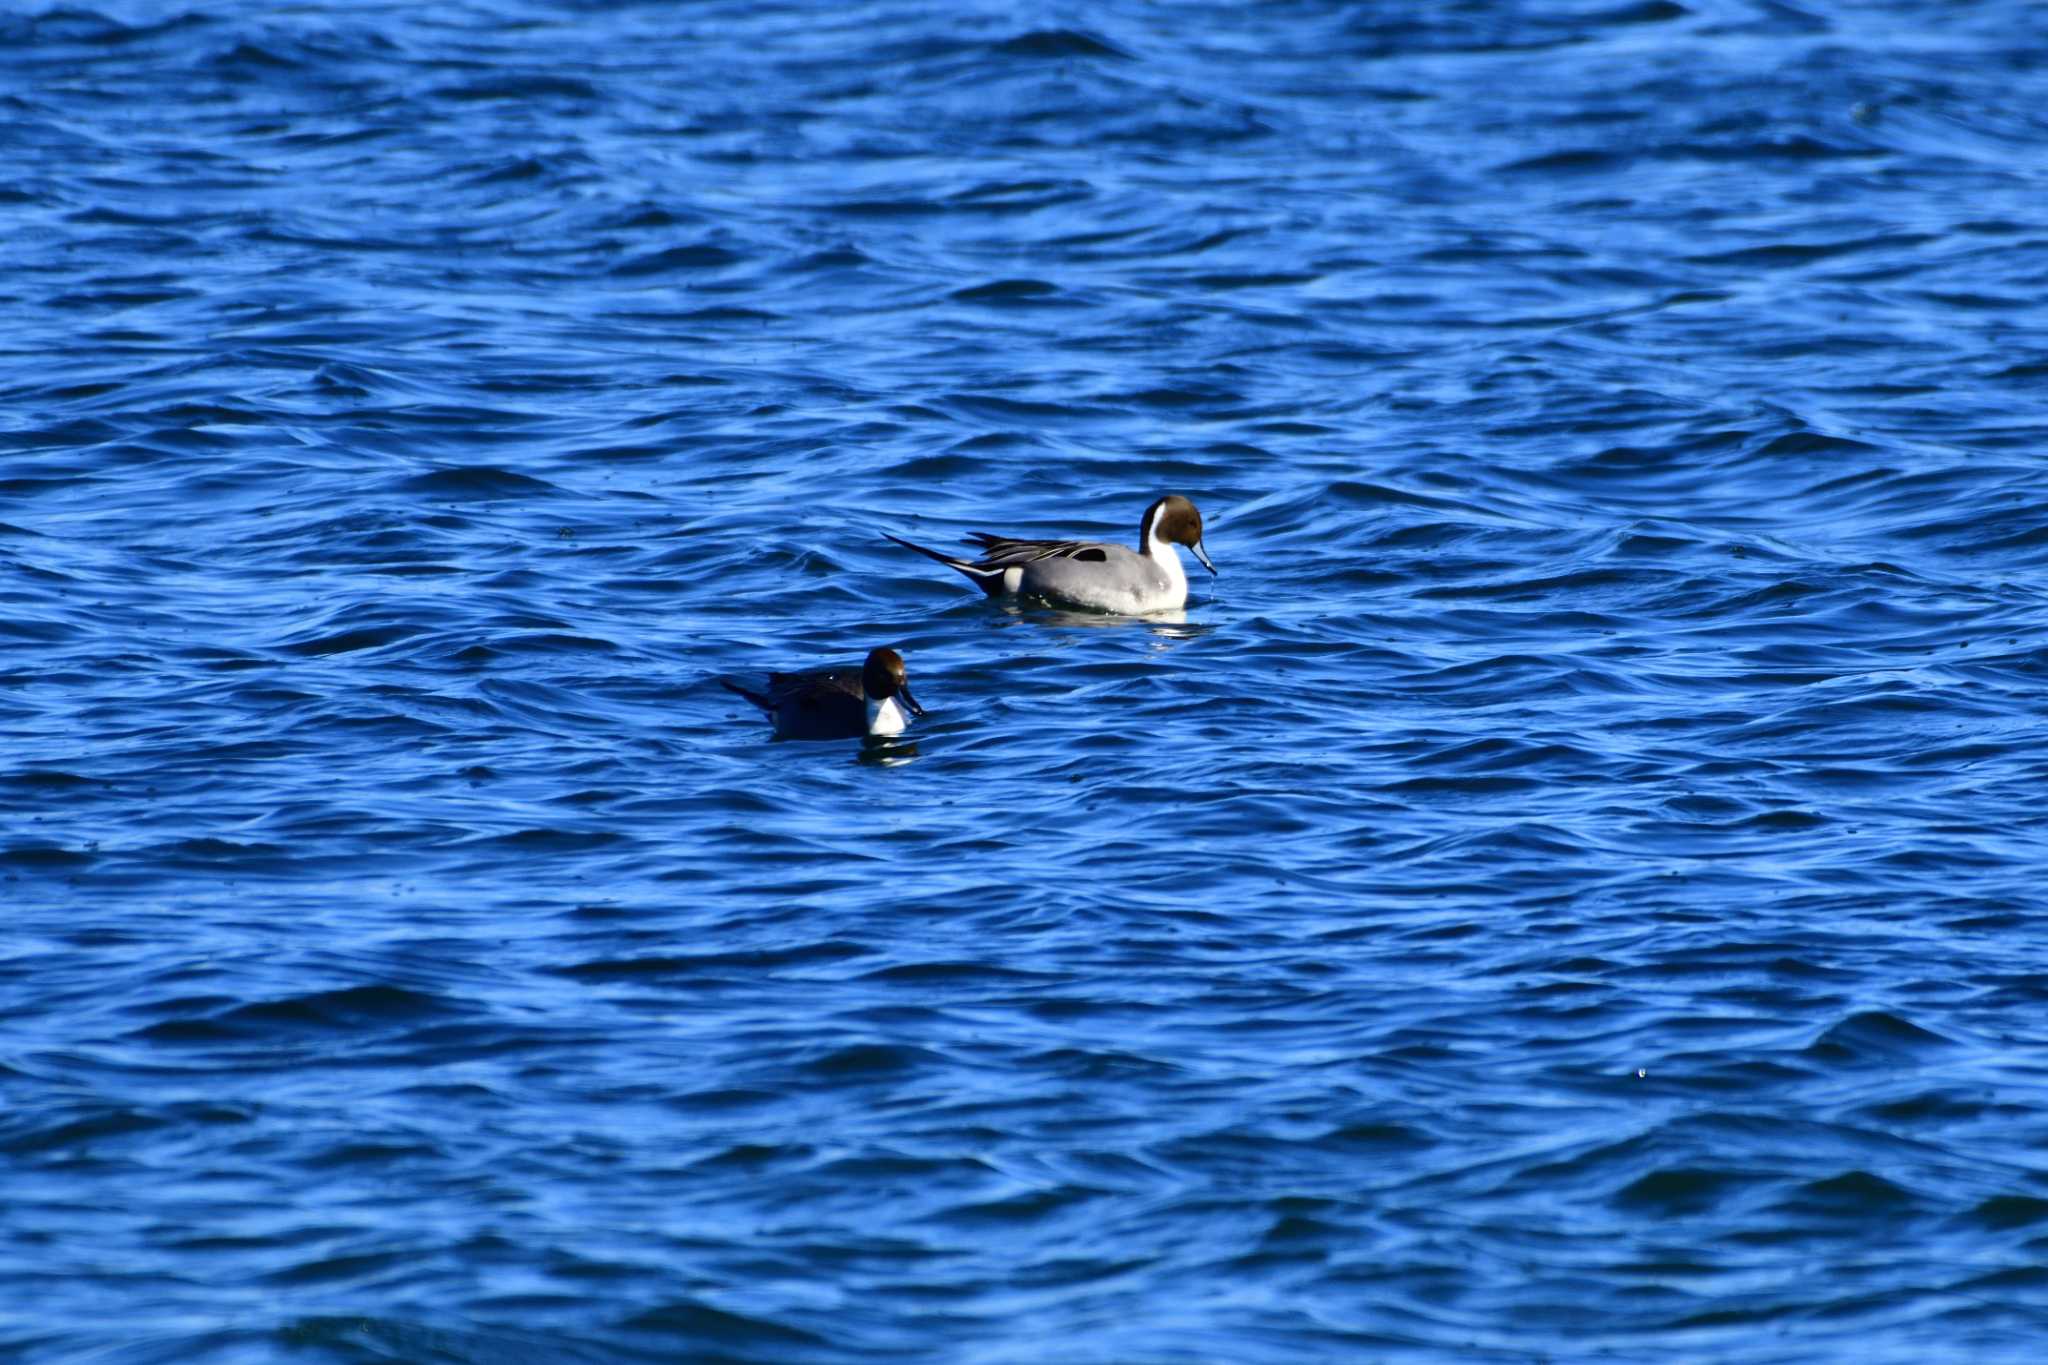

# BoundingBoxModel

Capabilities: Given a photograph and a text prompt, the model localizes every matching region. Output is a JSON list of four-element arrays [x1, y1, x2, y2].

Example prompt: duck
[[723, 647, 925, 740], [885, 494, 1215, 614]]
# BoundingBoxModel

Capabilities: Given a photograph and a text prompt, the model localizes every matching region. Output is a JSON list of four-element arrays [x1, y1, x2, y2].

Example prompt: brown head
[[1139, 495, 1217, 575], [861, 647, 925, 715]]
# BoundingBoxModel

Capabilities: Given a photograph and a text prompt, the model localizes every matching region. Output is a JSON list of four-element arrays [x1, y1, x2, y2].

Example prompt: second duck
[[723, 647, 924, 740]]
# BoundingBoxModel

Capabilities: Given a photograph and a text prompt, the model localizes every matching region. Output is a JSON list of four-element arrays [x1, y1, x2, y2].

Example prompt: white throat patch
[[866, 694, 908, 736]]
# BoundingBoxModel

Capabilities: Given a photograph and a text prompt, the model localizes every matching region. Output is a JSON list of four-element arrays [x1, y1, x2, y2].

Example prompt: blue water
[[6, 2, 2048, 1359]]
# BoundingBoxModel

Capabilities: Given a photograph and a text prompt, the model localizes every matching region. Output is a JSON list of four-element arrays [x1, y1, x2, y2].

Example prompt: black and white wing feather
[[884, 529, 1108, 597], [960, 534, 1111, 566]]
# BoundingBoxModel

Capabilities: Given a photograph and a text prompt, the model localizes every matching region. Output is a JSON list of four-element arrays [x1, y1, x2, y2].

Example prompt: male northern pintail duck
[[723, 647, 925, 740], [885, 494, 1216, 615]]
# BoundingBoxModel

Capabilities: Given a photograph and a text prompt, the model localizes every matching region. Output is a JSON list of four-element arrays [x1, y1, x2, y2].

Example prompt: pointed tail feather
[[882, 531, 973, 570], [720, 678, 773, 713], [883, 531, 1007, 594]]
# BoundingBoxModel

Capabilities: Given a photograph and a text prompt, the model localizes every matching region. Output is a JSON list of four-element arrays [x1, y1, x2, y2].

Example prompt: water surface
[[6, 2, 2048, 1360]]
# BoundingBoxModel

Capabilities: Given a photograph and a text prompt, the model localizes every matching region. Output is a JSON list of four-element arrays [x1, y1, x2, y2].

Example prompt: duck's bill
[[1192, 540, 1217, 576], [899, 684, 927, 716]]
